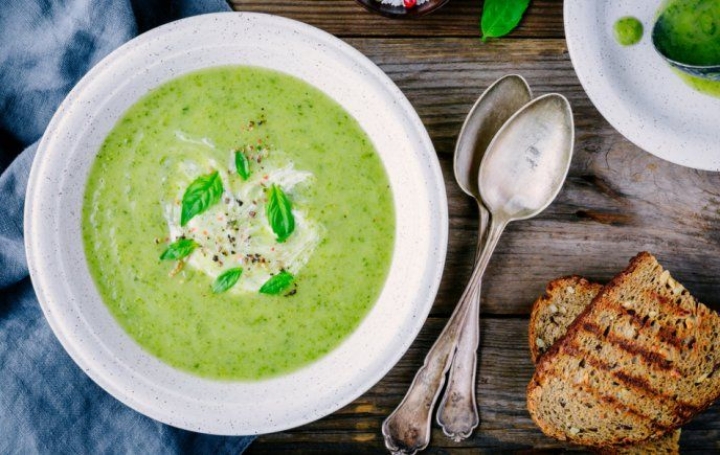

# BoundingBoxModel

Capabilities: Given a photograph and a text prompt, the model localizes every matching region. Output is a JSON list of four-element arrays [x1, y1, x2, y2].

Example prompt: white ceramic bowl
[[24, 13, 447, 435]]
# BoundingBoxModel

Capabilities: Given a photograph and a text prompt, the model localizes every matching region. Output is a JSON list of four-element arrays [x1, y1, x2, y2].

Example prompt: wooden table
[[232, 1, 720, 452]]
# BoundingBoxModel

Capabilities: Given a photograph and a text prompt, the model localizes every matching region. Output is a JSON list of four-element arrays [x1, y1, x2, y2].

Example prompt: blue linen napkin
[[0, 1, 256, 452]]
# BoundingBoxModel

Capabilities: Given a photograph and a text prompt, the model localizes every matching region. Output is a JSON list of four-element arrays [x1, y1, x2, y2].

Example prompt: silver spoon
[[381, 76, 531, 453], [437, 92, 573, 450], [471, 95, 574, 360], [382, 87, 573, 453], [436, 75, 531, 441], [430, 93, 573, 452], [651, 11, 720, 81]]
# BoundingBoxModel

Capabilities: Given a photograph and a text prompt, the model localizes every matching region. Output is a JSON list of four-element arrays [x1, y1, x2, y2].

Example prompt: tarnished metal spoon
[[439, 92, 573, 448], [382, 93, 573, 455], [381, 75, 531, 454], [471, 95, 574, 360], [437, 75, 532, 440]]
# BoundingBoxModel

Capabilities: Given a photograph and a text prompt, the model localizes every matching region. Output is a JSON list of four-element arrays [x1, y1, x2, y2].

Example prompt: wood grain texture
[[247, 319, 720, 453], [230, 0, 564, 38], [232, 2, 720, 452], [341, 37, 720, 319]]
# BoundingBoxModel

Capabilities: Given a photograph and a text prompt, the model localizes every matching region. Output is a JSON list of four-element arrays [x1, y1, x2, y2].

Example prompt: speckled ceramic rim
[[24, 13, 448, 435], [565, 1, 720, 171]]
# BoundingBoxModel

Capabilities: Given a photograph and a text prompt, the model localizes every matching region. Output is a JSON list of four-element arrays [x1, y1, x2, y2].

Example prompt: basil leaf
[[259, 271, 294, 295], [266, 184, 295, 243], [181, 171, 223, 226], [212, 267, 243, 294], [235, 151, 250, 180], [480, 0, 531, 42], [160, 238, 198, 261]]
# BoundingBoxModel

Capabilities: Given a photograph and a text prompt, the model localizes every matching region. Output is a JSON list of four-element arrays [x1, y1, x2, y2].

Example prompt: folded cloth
[[0, 1, 256, 452]]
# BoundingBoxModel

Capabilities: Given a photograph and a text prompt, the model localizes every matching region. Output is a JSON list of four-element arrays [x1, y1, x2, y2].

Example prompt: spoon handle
[[435, 204, 489, 440], [435, 284, 480, 441], [381, 284, 474, 455], [382, 217, 506, 455]]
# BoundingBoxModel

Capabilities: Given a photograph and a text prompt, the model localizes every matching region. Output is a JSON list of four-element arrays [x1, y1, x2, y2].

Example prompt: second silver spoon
[[437, 75, 532, 440], [382, 93, 574, 455], [381, 75, 531, 454]]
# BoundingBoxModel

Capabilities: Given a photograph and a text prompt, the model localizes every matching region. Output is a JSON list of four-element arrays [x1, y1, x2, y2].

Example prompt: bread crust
[[528, 252, 716, 447], [597, 427, 680, 455], [528, 275, 602, 363], [528, 274, 680, 454]]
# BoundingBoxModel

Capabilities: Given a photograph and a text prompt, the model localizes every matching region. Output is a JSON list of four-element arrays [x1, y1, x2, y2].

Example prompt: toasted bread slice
[[527, 252, 718, 447], [598, 429, 680, 455], [529, 276, 603, 363], [529, 276, 680, 454]]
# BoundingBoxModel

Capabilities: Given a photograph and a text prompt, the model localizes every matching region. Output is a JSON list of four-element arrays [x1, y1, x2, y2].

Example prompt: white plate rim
[[564, 0, 720, 172]]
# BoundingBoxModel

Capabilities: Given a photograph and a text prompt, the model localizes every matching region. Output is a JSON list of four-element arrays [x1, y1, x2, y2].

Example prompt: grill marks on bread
[[528, 274, 682, 453], [528, 252, 720, 446], [575, 321, 700, 418], [528, 276, 602, 363], [581, 321, 674, 372], [545, 339, 678, 435]]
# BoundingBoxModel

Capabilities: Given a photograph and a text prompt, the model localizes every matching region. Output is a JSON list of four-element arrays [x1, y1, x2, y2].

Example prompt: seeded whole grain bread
[[600, 431, 680, 455], [529, 276, 680, 454], [527, 252, 720, 447], [529, 276, 603, 363]]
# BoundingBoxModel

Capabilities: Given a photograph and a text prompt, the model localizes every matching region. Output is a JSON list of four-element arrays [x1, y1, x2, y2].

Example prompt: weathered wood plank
[[341, 37, 720, 317], [246, 34, 720, 452], [230, 3, 720, 447], [230, 0, 564, 38], [248, 318, 720, 453]]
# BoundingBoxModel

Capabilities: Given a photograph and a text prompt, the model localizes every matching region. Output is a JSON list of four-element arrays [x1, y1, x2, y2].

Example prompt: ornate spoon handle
[[435, 204, 488, 440], [435, 281, 481, 440], [381, 284, 475, 454], [382, 217, 505, 455]]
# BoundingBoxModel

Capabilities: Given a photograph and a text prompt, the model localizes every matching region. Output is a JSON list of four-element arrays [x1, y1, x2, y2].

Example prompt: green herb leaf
[[480, 0, 531, 42], [160, 238, 198, 261], [212, 267, 243, 294], [181, 171, 224, 226], [259, 271, 294, 295], [266, 184, 295, 243], [235, 151, 251, 180]]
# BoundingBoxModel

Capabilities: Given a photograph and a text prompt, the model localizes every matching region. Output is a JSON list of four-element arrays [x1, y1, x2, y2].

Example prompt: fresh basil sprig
[[259, 271, 294, 295], [160, 238, 198, 261], [180, 171, 224, 226], [212, 267, 243, 294], [480, 0, 531, 42], [235, 151, 250, 180], [266, 184, 295, 243]]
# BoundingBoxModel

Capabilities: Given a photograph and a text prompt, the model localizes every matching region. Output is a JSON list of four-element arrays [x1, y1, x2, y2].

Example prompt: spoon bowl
[[454, 75, 533, 201], [478, 93, 574, 222]]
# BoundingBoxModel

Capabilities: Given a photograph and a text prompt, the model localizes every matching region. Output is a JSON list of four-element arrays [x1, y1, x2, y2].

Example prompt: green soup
[[673, 68, 720, 97], [614, 17, 644, 46], [654, 0, 720, 97], [654, 0, 720, 66], [82, 66, 395, 380]]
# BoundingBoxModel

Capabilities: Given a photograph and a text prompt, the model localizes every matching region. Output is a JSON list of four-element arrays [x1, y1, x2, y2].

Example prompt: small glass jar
[[354, 0, 450, 19]]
